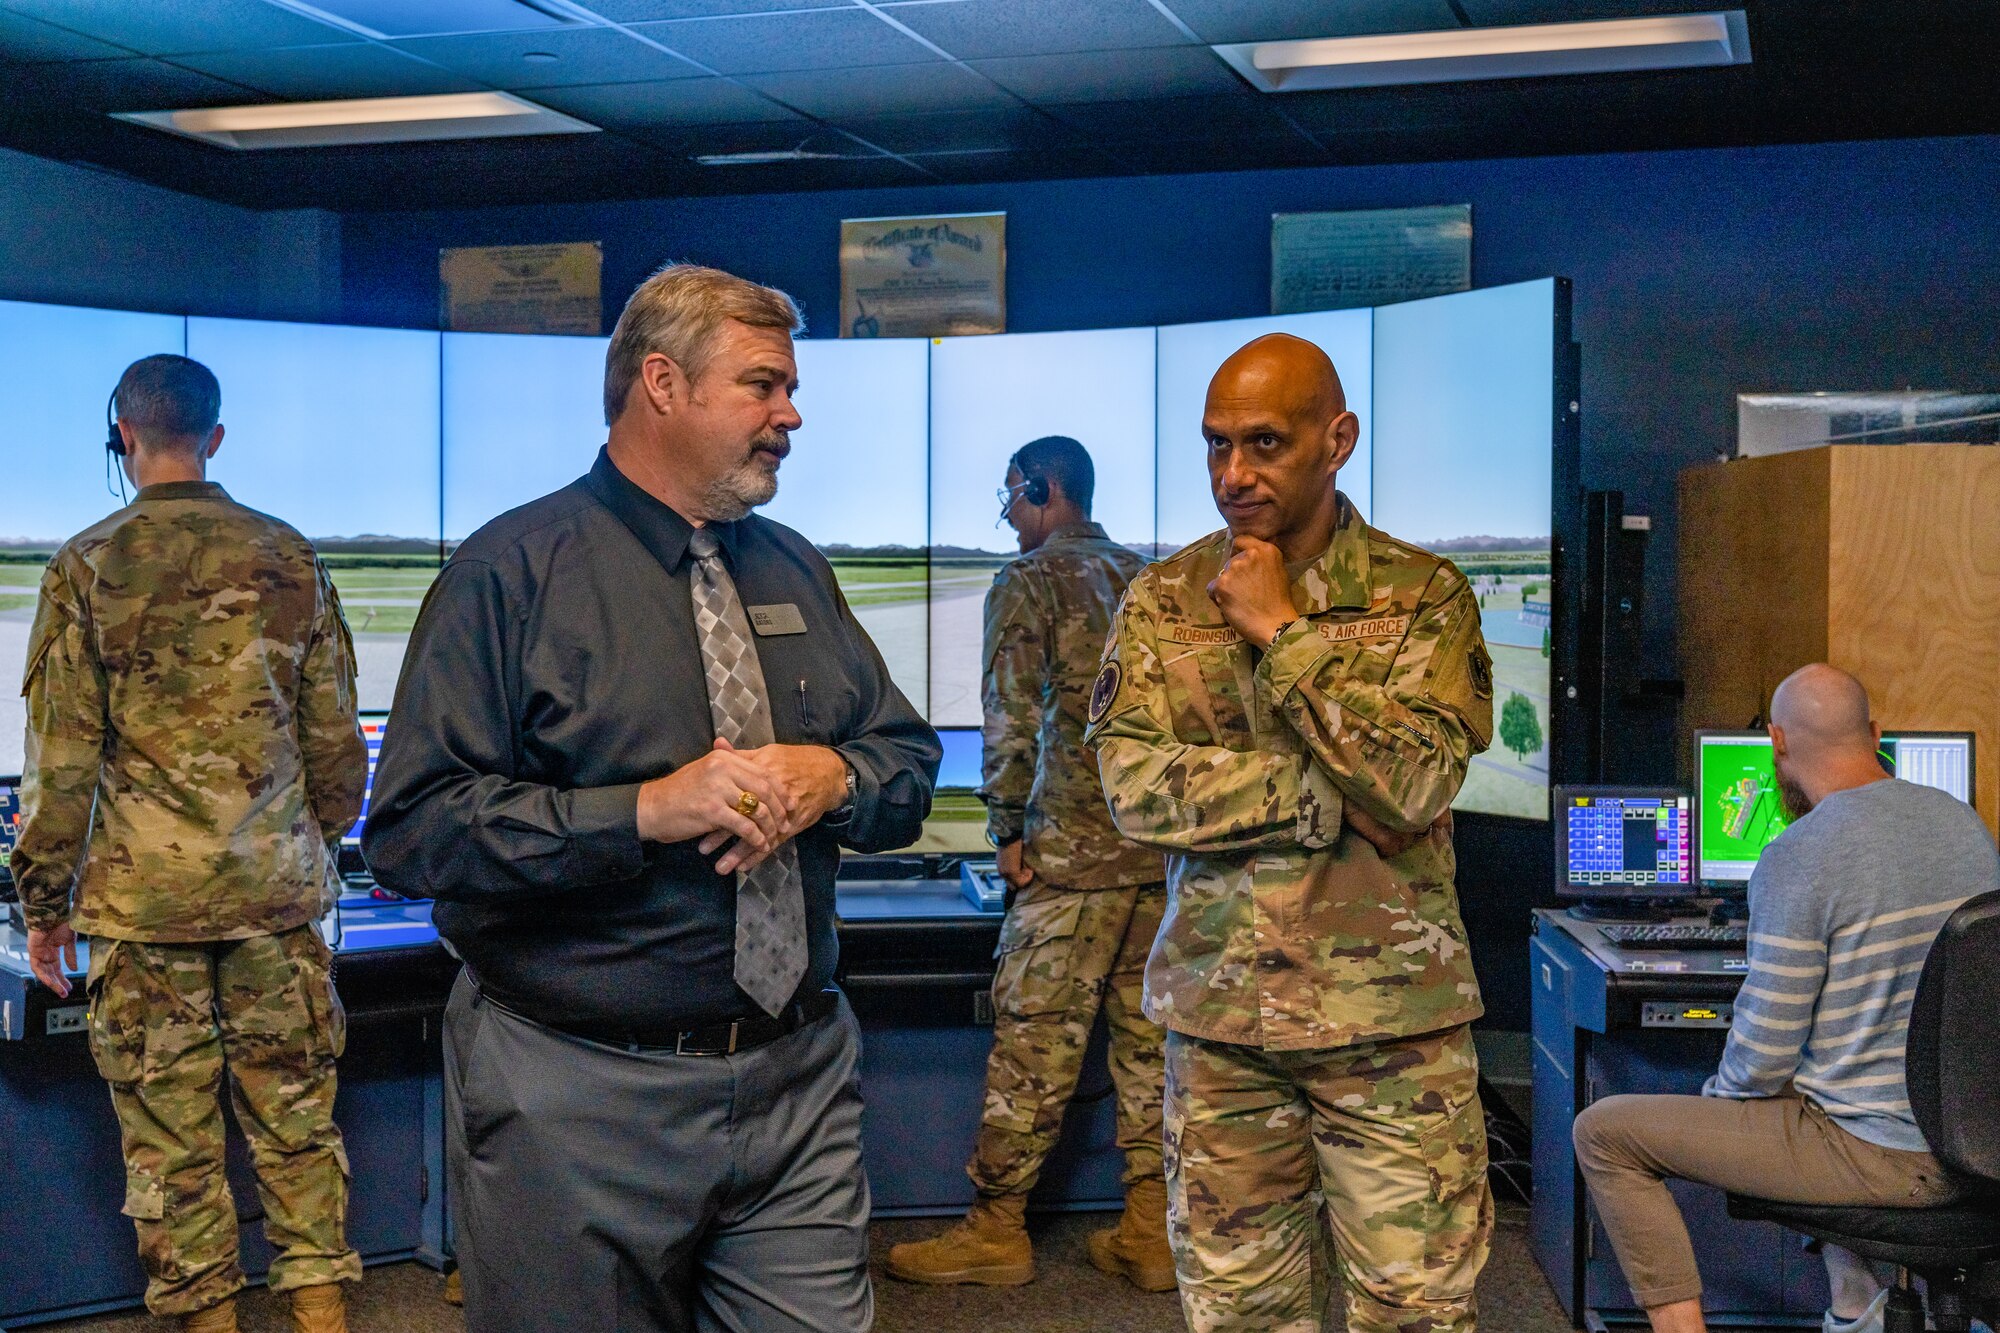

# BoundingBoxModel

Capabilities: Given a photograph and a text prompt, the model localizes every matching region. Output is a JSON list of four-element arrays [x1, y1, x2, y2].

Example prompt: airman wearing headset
[[888, 436, 1172, 1292]]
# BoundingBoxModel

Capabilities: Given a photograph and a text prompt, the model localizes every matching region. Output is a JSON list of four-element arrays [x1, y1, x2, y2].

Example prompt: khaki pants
[[85, 924, 358, 1316], [1164, 1024, 1492, 1333], [968, 880, 1167, 1197], [1573, 1092, 1959, 1308]]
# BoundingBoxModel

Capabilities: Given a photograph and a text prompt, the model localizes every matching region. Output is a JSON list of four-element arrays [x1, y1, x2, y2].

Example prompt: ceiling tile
[[1043, 90, 1297, 139], [1455, 0, 1704, 24], [588, 0, 856, 18], [968, 45, 1242, 102], [0, 0, 354, 55], [633, 9, 940, 75], [0, 7, 133, 62], [7, 56, 266, 111], [392, 25, 706, 88], [826, 106, 1066, 153], [526, 76, 801, 126], [634, 116, 841, 154], [173, 43, 485, 99], [884, 0, 1192, 60], [905, 143, 1128, 183], [294, 0, 574, 38], [1151, 0, 1462, 44], [742, 60, 1013, 117]]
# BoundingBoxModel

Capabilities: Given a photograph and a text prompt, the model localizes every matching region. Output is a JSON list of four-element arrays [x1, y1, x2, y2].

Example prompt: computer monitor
[[342, 712, 389, 851], [1696, 727, 1977, 886], [0, 775, 20, 891], [1554, 786, 1695, 901], [1695, 731, 1789, 886], [1878, 731, 1976, 805]]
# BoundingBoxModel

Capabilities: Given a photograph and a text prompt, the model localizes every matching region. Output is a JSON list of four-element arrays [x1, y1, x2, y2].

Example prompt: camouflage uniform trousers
[[968, 880, 1169, 1197], [84, 921, 360, 1317], [1164, 1022, 1492, 1333]]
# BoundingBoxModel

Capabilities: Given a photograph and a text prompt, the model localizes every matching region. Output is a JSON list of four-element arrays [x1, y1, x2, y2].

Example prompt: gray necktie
[[687, 526, 808, 1018]]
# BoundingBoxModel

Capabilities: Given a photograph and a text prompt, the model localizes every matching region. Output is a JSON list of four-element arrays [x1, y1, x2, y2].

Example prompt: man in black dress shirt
[[365, 263, 939, 1333]]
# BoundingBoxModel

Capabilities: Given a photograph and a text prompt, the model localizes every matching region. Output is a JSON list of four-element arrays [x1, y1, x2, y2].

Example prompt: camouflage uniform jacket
[[14, 481, 367, 943], [981, 522, 1160, 891], [1085, 494, 1494, 1050]]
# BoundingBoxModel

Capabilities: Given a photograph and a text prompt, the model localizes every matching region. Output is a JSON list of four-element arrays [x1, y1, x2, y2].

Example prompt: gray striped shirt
[[1707, 778, 2000, 1151]]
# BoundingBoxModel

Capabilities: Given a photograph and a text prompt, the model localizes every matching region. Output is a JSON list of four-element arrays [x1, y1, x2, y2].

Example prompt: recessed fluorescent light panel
[[264, 0, 578, 40], [112, 92, 599, 149], [1216, 11, 1751, 92]]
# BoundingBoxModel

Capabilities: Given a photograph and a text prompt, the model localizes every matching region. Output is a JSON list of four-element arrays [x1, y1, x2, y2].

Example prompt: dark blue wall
[[341, 134, 2000, 1030], [342, 132, 2000, 688]]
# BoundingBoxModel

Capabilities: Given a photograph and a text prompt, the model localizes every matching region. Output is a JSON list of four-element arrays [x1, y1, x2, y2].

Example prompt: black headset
[[105, 388, 126, 457], [1020, 473, 1050, 507], [103, 387, 129, 502]]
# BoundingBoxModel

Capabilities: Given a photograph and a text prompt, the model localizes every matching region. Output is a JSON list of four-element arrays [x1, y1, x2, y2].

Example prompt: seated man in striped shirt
[[1574, 664, 1999, 1333]]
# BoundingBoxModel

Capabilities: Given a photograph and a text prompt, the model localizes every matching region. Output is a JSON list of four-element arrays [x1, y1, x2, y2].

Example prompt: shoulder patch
[[1088, 661, 1123, 725], [1469, 646, 1493, 699]]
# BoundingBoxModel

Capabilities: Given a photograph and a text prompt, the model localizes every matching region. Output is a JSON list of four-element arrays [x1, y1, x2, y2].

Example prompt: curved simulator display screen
[[0, 282, 1567, 831]]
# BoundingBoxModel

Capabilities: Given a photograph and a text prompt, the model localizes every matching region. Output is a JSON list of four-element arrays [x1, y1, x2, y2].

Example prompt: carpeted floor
[[39, 1200, 1567, 1333]]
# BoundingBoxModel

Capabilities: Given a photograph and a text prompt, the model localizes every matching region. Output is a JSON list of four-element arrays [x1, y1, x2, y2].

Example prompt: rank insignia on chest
[[1089, 661, 1123, 725]]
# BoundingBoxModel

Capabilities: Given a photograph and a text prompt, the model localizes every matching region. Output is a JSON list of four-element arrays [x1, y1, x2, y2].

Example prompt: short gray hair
[[603, 263, 804, 426], [115, 354, 220, 443]]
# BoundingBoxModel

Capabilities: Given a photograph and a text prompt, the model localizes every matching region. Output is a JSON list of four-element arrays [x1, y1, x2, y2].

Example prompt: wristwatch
[[825, 758, 859, 827], [1267, 617, 1301, 649]]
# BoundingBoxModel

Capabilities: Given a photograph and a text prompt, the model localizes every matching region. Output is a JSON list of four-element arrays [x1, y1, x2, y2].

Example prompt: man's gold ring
[[735, 791, 760, 817]]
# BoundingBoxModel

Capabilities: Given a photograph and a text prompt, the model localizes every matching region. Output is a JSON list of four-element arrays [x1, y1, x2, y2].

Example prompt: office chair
[[1726, 889, 2000, 1333]]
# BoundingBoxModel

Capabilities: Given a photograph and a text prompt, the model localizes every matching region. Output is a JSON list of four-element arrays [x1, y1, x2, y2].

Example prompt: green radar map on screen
[[1697, 733, 1792, 883]]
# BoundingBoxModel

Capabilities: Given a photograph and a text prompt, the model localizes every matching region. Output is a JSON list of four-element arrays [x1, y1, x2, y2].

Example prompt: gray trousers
[[443, 973, 873, 1333]]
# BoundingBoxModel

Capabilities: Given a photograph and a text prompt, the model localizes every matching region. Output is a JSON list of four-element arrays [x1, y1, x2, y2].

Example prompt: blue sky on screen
[[762, 337, 928, 550], [444, 331, 607, 541], [1155, 308, 1374, 550], [186, 316, 441, 544], [928, 327, 1157, 555], [0, 300, 186, 545], [1370, 279, 1555, 546]]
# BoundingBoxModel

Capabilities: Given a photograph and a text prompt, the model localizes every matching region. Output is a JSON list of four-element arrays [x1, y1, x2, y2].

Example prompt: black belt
[[497, 988, 840, 1056]]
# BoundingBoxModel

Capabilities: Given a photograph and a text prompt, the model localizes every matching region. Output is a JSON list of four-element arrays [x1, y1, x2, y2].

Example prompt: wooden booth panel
[[1680, 446, 2000, 836], [1827, 446, 2000, 834], [1679, 449, 1832, 761]]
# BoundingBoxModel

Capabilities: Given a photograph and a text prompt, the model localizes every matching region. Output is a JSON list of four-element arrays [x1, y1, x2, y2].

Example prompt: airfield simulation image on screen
[[0, 280, 1560, 826], [1698, 729, 1975, 884], [1697, 732, 1796, 884]]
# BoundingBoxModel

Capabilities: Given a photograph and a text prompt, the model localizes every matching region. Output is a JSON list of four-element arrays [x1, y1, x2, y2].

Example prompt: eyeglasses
[[995, 481, 1031, 527]]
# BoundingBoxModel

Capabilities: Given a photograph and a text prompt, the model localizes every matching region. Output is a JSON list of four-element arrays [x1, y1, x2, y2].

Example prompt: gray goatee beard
[[700, 438, 784, 521]]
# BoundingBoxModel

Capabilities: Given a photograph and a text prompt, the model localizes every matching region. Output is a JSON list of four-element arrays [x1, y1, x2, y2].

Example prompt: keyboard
[[1599, 923, 1748, 951]]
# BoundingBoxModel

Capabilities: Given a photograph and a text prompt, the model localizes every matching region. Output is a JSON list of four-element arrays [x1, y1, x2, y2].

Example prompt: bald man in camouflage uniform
[[1086, 336, 1496, 1333], [15, 355, 367, 1333], [889, 436, 1170, 1291]]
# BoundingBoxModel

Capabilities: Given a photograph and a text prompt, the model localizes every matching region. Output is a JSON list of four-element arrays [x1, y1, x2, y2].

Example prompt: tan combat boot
[[1088, 1176, 1177, 1293], [885, 1193, 1034, 1286], [181, 1298, 239, 1333], [444, 1267, 464, 1305], [290, 1283, 349, 1333]]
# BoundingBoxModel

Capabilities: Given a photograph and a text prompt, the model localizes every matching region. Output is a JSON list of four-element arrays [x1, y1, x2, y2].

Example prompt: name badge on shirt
[[748, 604, 808, 636], [1160, 624, 1242, 646], [1318, 614, 1411, 644]]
